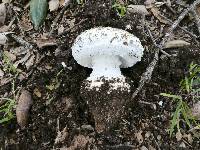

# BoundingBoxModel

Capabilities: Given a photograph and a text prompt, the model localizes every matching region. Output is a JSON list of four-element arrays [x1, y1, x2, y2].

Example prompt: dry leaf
[[64, 0, 71, 6], [58, 25, 65, 35], [18, 16, 33, 31], [2, 0, 12, 3], [145, 131, 151, 138], [25, 54, 35, 70], [14, 52, 31, 68], [140, 146, 148, 150], [67, 18, 75, 28], [0, 77, 13, 86], [4, 51, 17, 61], [176, 131, 182, 141], [10, 46, 28, 56], [149, 145, 156, 150], [150, 7, 169, 24], [127, 5, 149, 15], [68, 135, 93, 149], [196, 4, 200, 16], [0, 25, 9, 32], [36, 37, 57, 48], [0, 69, 4, 77], [54, 127, 68, 144], [0, 3, 6, 26], [144, 0, 155, 8], [179, 142, 186, 148], [164, 40, 190, 48], [183, 133, 193, 144], [0, 33, 7, 45], [135, 130, 144, 144], [0, 32, 14, 45], [33, 88, 42, 97], [62, 97, 73, 111], [16, 90, 33, 128], [59, 0, 65, 6], [191, 101, 200, 120], [49, 0, 60, 12]]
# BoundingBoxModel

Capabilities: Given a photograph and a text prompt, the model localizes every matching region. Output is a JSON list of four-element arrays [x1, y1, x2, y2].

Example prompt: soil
[[0, 0, 200, 149]]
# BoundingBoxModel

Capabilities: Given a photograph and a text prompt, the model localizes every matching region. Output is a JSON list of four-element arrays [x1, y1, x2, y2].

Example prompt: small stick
[[160, 0, 200, 47], [49, 0, 72, 36], [138, 100, 156, 109], [7, 16, 17, 30]]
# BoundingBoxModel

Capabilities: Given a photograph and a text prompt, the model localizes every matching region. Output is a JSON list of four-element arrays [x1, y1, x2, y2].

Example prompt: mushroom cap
[[72, 27, 144, 68]]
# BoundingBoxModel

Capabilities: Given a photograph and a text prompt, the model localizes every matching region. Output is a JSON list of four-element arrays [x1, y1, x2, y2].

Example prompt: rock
[[16, 90, 33, 128]]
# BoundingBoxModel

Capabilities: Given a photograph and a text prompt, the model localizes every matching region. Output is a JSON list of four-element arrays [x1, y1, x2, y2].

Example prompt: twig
[[165, 3, 176, 14], [131, 24, 159, 100], [159, 13, 198, 40], [132, 49, 159, 99], [160, 0, 200, 47], [191, 8, 200, 35], [144, 23, 171, 56], [105, 144, 135, 149], [131, 0, 200, 100], [7, 16, 17, 30], [49, 0, 72, 36], [138, 100, 156, 109], [10, 34, 34, 49]]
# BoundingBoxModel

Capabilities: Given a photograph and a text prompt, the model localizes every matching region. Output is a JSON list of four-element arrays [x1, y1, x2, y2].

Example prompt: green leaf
[[181, 103, 191, 128], [185, 77, 190, 93], [30, 0, 48, 30], [169, 101, 182, 137]]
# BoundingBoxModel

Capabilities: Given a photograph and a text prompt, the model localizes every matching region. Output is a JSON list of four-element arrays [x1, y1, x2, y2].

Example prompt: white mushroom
[[72, 27, 144, 91], [72, 27, 144, 133]]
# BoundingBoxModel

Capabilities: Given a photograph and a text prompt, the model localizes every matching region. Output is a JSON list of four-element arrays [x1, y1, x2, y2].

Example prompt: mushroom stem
[[88, 55, 123, 80]]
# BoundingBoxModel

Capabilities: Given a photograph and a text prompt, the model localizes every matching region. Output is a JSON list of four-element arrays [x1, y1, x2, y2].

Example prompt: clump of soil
[[81, 77, 132, 133]]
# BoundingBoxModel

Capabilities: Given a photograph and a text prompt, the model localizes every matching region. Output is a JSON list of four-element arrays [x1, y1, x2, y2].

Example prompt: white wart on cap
[[72, 27, 144, 90]]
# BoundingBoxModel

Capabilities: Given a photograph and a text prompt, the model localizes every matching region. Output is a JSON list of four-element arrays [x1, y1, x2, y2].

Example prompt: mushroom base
[[80, 78, 132, 133]]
